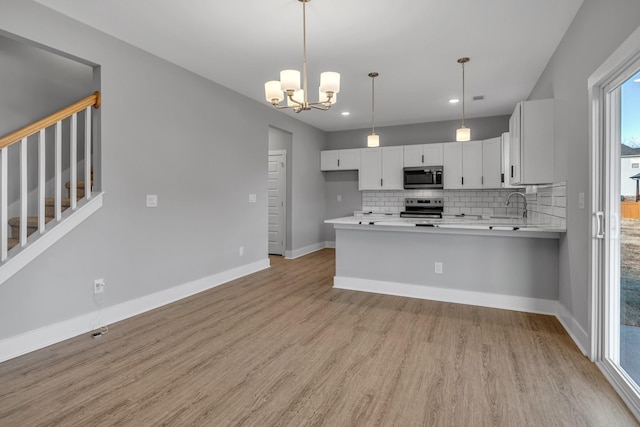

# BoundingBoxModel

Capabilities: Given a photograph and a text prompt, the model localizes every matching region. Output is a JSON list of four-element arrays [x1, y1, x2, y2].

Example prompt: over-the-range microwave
[[403, 166, 443, 189]]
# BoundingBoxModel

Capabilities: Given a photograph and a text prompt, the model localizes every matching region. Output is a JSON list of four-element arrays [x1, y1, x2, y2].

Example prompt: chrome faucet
[[505, 192, 527, 219]]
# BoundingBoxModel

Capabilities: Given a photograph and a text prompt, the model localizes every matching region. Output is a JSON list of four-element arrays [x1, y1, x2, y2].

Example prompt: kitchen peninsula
[[325, 215, 565, 315]]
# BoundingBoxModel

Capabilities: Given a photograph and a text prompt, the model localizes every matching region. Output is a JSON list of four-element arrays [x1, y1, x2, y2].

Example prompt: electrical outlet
[[239, 246, 244, 256], [434, 262, 443, 274], [578, 192, 585, 210], [94, 278, 105, 294], [337, 195, 342, 202]]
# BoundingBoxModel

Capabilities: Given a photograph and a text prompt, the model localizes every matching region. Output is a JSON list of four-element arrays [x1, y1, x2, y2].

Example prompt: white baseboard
[[285, 242, 328, 259], [325, 241, 336, 249], [333, 276, 558, 316], [0, 193, 104, 286], [0, 258, 270, 364], [556, 302, 589, 356]]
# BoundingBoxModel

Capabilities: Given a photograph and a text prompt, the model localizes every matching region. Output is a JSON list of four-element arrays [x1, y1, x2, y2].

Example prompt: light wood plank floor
[[0, 249, 637, 426]]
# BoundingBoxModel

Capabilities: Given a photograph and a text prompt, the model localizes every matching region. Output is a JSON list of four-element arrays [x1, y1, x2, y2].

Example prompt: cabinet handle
[[422, 154, 424, 164], [501, 173, 505, 183], [482, 176, 484, 185], [510, 165, 514, 178], [461, 177, 464, 186], [380, 178, 383, 187], [337, 158, 340, 167]]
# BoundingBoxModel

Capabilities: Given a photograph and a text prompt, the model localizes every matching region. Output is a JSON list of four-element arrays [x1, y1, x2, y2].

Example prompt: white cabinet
[[500, 132, 522, 189], [443, 142, 463, 189], [403, 143, 444, 167], [509, 99, 555, 185], [443, 141, 483, 189], [482, 137, 502, 188], [320, 149, 360, 171], [359, 147, 404, 190]]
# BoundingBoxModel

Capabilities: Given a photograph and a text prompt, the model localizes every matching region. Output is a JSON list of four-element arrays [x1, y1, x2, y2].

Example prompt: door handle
[[595, 211, 605, 239]]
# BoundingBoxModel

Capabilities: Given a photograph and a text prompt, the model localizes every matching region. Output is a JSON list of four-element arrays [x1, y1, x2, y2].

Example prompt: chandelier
[[264, 0, 340, 113], [456, 57, 471, 142]]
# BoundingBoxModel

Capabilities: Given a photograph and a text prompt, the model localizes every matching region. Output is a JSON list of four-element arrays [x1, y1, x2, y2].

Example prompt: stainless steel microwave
[[403, 166, 443, 189]]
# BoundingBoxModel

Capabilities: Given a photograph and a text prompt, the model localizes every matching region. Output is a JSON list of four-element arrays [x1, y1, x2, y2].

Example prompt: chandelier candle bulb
[[265, 81, 284, 104], [288, 90, 304, 107], [320, 72, 340, 94], [280, 69, 301, 92]]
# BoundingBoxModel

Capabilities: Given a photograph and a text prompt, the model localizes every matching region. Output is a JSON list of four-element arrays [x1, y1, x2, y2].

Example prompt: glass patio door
[[594, 59, 640, 418]]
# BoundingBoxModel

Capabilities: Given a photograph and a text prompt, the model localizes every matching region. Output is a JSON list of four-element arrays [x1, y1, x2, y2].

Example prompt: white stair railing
[[0, 91, 100, 264]]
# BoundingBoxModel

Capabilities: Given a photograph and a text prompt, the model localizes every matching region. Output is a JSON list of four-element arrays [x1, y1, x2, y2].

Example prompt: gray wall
[[0, 0, 326, 340], [0, 34, 95, 213], [528, 0, 640, 344], [323, 115, 510, 240]]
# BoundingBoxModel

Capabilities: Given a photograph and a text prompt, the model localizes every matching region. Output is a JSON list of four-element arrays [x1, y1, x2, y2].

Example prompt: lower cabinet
[[359, 147, 404, 190]]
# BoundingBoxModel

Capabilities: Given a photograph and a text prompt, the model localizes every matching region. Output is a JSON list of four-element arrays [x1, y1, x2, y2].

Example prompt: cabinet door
[[521, 99, 555, 183], [463, 140, 483, 189], [509, 103, 522, 184], [381, 146, 404, 189], [422, 143, 444, 166], [320, 150, 340, 171], [403, 145, 424, 167], [338, 149, 360, 170], [443, 142, 463, 189], [482, 137, 502, 188], [359, 148, 382, 190]]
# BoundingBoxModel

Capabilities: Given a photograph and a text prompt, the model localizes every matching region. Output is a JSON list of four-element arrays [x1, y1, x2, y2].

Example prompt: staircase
[[0, 92, 102, 284], [6, 180, 90, 250]]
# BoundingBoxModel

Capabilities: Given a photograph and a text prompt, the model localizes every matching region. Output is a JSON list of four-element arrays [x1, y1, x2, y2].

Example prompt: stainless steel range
[[400, 198, 444, 218]]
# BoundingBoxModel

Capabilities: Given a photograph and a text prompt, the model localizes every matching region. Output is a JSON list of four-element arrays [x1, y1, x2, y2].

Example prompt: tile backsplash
[[361, 182, 567, 228]]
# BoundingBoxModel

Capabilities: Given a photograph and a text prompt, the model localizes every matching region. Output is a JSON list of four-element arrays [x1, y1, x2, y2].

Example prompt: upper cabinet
[[482, 137, 503, 189], [359, 147, 404, 190], [403, 143, 444, 167], [443, 141, 483, 189], [320, 149, 360, 171], [509, 99, 555, 185]]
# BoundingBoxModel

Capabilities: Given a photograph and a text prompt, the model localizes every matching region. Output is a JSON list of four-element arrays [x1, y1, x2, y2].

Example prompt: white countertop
[[325, 214, 565, 238]]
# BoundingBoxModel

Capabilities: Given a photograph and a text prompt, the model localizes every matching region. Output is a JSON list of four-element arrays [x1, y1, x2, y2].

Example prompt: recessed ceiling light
[[449, 98, 460, 104], [341, 111, 350, 116]]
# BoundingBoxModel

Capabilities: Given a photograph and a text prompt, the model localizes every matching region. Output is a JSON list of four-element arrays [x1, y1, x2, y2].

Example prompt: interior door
[[268, 151, 286, 255]]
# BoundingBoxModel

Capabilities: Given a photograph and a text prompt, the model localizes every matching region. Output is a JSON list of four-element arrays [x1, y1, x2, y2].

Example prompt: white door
[[268, 151, 286, 255], [590, 35, 640, 418]]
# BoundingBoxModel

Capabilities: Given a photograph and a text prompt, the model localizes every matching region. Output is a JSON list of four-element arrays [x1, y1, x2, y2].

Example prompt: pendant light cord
[[371, 75, 376, 134], [461, 61, 466, 126]]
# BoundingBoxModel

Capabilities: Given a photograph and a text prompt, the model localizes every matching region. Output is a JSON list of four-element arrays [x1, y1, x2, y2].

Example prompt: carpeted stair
[[6, 180, 90, 251]]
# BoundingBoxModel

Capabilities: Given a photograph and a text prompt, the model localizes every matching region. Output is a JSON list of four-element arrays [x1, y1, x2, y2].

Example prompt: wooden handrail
[[0, 91, 101, 150]]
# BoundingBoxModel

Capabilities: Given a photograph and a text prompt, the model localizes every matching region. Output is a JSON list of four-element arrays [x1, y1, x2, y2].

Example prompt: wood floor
[[0, 249, 637, 426]]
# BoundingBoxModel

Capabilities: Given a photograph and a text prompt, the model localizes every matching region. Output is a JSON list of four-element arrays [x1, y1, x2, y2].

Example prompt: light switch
[[146, 194, 158, 208], [337, 195, 342, 202], [578, 192, 585, 210], [249, 194, 257, 203]]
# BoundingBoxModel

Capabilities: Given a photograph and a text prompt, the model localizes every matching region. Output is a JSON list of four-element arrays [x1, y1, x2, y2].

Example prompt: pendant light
[[367, 72, 380, 147], [456, 57, 471, 142], [264, 0, 340, 113]]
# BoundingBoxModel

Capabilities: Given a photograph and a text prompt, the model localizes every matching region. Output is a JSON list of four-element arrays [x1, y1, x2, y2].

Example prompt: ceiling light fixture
[[449, 98, 460, 104], [264, 0, 340, 113], [367, 72, 380, 147], [456, 57, 471, 142]]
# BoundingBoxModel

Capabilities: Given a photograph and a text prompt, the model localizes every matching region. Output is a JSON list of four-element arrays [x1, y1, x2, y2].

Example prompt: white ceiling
[[34, 0, 583, 132]]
